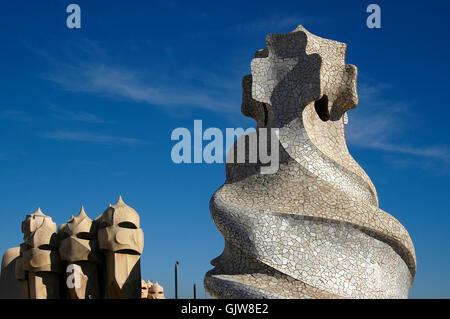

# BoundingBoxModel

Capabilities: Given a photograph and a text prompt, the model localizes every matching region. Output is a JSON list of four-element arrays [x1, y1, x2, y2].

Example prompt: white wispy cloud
[[0, 109, 32, 122], [48, 104, 111, 124], [346, 81, 450, 163], [43, 130, 146, 146], [359, 140, 450, 162], [45, 61, 236, 112], [1, 106, 111, 125], [28, 36, 241, 114]]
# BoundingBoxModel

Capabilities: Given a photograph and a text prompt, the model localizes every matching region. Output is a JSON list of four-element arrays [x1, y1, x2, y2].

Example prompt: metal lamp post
[[175, 261, 179, 299]]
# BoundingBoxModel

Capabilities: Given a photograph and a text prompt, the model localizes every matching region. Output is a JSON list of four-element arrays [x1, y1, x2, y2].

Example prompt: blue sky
[[0, 0, 449, 298]]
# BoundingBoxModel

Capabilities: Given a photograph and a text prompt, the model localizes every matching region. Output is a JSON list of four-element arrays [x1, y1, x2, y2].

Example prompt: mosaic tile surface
[[204, 25, 416, 299]]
